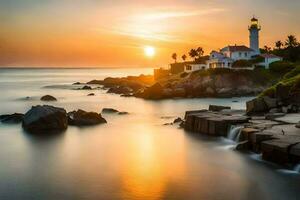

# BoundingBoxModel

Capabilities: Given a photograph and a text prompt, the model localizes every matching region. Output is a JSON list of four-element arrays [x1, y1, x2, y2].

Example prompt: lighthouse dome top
[[251, 17, 258, 21]]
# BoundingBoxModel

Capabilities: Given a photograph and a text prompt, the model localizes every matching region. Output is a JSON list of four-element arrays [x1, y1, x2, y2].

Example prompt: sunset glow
[[144, 46, 156, 57], [0, 0, 299, 67]]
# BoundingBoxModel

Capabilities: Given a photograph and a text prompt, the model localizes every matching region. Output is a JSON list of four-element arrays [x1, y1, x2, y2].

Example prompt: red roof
[[226, 45, 254, 52], [260, 53, 281, 59]]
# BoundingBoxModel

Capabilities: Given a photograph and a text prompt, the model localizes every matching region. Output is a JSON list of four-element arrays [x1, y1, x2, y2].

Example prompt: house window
[[239, 52, 242, 57], [245, 52, 248, 57], [186, 65, 192, 70]]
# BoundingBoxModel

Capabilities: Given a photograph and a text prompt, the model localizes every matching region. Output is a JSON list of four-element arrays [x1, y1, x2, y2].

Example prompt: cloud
[[139, 8, 226, 20]]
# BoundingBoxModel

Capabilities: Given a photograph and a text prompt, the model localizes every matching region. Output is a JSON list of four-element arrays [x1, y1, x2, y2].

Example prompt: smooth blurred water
[[0, 68, 299, 200]]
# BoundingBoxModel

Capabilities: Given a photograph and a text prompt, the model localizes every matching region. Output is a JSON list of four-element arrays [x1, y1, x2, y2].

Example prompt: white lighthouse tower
[[248, 17, 261, 54]]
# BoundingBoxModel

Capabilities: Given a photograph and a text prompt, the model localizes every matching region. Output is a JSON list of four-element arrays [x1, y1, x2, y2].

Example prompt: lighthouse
[[248, 17, 261, 54]]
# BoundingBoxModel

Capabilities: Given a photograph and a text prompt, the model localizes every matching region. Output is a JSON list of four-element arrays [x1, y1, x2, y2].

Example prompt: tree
[[196, 47, 204, 57], [182, 54, 187, 62], [275, 40, 283, 50], [285, 35, 298, 48], [189, 49, 198, 61], [172, 53, 177, 63], [263, 45, 272, 53]]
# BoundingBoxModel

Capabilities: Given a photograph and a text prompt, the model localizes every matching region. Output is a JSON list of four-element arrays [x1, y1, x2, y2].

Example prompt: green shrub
[[232, 60, 252, 68], [269, 61, 295, 73], [251, 56, 264, 64]]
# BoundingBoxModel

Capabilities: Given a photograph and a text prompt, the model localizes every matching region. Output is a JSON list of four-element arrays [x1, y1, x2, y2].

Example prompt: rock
[[276, 83, 291, 101], [265, 113, 285, 120], [263, 96, 277, 109], [142, 83, 164, 99], [72, 82, 81, 85], [86, 80, 104, 84], [87, 93, 95, 96], [121, 94, 133, 97], [205, 87, 215, 95], [0, 113, 24, 124], [68, 110, 107, 126], [209, 105, 231, 112], [236, 141, 249, 151], [40, 95, 57, 101], [296, 122, 300, 129], [81, 85, 92, 90], [102, 108, 119, 113], [239, 128, 260, 142], [179, 121, 185, 128], [246, 97, 268, 115], [172, 88, 186, 97], [22, 105, 68, 133], [163, 123, 173, 126], [173, 117, 183, 123], [118, 112, 129, 115], [107, 86, 132, 95]]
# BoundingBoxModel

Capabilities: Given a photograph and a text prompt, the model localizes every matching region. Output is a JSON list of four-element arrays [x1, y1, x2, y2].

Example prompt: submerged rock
[[102, 108, 119, 113], [118, 112, 129, 115], [0, 113, 24, 124], [40, 95, 57, 101], [68, 110, 107, 126], [87, 93, 95, 96], [173, 117, 183, 123], [296, 122, 300, 129], [22, 105, 68, 133], [72, 82, 82, 85]]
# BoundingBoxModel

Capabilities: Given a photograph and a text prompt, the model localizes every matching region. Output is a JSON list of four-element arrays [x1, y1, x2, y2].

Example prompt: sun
[[144, 46, 155, 57]]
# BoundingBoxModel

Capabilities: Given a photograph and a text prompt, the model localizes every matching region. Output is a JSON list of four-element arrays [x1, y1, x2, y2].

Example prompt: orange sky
[[0, 0, 299, 68]]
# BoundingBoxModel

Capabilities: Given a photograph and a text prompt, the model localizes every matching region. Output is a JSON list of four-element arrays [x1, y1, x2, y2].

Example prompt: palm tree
[[182, 54, 187, 62], [196, 47, 204, 58], [189, 49, 198, 61], [263, 45, 271, 53], [275, 40, 283, 50], [285, 35, 298, 48], [172, 53, 177, 63]]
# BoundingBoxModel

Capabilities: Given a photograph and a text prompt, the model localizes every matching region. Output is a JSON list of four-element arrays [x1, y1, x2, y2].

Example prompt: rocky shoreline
[[182, 104, 300, 166], [82, 69, 273, 99]]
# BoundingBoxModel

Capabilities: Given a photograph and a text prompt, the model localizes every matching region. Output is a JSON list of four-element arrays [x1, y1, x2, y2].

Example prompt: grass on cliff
[[260, 65, 300, 97]]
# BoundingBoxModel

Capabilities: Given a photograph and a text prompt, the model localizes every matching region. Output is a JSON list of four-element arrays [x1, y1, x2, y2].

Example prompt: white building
[[206, 17, 282, 70], [258, 54, 283, 69], [206, 51, 234, 68]]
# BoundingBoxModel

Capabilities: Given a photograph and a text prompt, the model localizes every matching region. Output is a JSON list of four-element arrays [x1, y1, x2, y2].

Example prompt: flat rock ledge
[[184, 106, 300, 166]]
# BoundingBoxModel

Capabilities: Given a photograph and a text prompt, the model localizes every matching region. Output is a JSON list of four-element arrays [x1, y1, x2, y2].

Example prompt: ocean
[[0, 68, 299, 200]]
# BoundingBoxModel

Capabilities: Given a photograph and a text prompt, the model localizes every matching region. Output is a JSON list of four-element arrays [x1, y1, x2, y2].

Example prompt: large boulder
[[0, 113, 24, 124], [40, 95, 57, 101], [22, 105, 68, 133], [246, 97, 268, 115], [142, 83, 164, 99], [68, 110, 107, 126]]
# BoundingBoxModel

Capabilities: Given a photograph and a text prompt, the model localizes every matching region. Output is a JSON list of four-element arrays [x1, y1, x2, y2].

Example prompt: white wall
[[258, 57, 282, 69], [231, 51, 252, 60]]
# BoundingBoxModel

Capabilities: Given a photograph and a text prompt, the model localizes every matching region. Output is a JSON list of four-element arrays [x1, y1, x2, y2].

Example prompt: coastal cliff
[[86, 68, 278, 99]]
